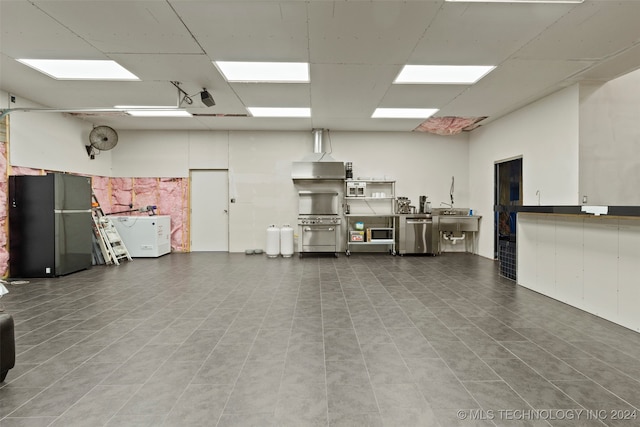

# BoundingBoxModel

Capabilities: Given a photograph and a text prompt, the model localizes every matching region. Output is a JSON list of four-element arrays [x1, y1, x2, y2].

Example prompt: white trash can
[[280, 224, 294, 257], [266, 224, 280, 258]]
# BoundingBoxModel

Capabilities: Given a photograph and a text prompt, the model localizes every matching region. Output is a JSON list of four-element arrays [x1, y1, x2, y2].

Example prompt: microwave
[[366, 228, 393, 241], [346, 181, 366, 197]]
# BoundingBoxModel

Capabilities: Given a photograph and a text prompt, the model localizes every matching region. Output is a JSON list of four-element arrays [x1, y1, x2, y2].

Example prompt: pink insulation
[[158, 178, 189, 252], [109, 178, 133, 212], [132, 178, 159, 209], [103, 177, 189, 252], [91, 175, 110, 210], [10, 166, 43, 176], [414, 116, 485, 135]]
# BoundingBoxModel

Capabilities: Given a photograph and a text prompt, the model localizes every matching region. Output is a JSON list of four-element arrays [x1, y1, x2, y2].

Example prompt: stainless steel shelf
[[345, 196, 394, 200], [344, 179, 396, 256], [347, 239, 395, 245]]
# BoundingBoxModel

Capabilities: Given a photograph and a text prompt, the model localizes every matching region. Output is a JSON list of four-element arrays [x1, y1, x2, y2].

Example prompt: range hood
[[292, 129, 345, 180]]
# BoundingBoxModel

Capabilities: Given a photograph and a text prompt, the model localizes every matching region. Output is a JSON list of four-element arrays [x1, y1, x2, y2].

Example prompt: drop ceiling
[[1, 0, 639, 132]]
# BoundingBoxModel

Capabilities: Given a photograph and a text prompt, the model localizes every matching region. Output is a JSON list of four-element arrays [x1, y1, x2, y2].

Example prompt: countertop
[[495, 205, 640, 217], [346, 214, 482, 219]]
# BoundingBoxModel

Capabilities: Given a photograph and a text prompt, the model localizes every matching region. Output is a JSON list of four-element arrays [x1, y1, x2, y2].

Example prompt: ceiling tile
[[409, 2, 575, 65], [0, 1, 101, 58], [439, 58, 593, 117], [172, 1, 309, 61], [33, 0, 202, 54], [379, 85, 468, 109], [515, 1, 640, 61], [310, 64, 399, 119], [308, 1, 440, 65], [230, 83, 310, 108]]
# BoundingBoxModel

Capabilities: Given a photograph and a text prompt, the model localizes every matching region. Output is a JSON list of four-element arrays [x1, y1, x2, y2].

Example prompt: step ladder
[[91, 193, 132, 265]]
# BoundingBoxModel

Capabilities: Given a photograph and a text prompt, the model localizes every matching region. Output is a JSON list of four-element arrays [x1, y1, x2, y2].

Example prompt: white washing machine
[[111, 215, 171, 257]]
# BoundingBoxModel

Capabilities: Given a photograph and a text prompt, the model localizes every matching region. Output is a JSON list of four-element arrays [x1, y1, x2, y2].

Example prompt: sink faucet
[[440, 202, 452, 208]]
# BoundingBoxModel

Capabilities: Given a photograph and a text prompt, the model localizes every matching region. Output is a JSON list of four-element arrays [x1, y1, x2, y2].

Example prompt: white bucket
[[280, 224, 294, 257], [266, 224, 280, 258]]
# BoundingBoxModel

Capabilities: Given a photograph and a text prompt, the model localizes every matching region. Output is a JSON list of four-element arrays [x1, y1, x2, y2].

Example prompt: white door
[[190, 170, 229, 251]]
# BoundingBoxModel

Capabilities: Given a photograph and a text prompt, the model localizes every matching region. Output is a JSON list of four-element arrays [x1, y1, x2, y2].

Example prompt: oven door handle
[[303, 227, 335, 232]]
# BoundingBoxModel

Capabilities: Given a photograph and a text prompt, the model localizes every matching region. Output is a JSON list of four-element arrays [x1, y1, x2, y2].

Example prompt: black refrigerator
[[9, 173, 93, 277]]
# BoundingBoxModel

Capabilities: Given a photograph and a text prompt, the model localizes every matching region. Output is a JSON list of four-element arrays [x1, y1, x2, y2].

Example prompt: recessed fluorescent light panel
[[17, 59, 139, 80], [372, 108, 439, 119], [395, 65, 496, 84], [126, 110, 192, 117], [446, 0, 583, 3], [215, 61, 309, 82], [248, 107, 311, 117]]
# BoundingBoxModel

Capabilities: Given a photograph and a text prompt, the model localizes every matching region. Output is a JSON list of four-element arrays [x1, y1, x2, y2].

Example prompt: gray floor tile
[[327, 383, 378, 415], [380, 407, 440, 427], [0, 387, 45, 418], [9, 363, 119, 418], [484, 358, 580, 410], [372, 382, 429, 412], [115, 361, 200, 416], [102, 343, 179, 385], [216, 413, 278, 427], [388, 327, 439, 358], [0, 417, 59, 427], [325, 359, 368, 387], [3, 253, 640, 427], [328, 413, 384, 427], [324, 328, 362, 361], [224, 379, 281, 414], [502, 341, 587, 381], [404, 357, 458, 383], [417, 379, 479, 409], [161, 384, 231, 427], [551, 380, 636, 413], [49, 384, 139, 427], [275, 383, 327, 426], [282, 356, 326, 384], [463, 380, 532, 410]]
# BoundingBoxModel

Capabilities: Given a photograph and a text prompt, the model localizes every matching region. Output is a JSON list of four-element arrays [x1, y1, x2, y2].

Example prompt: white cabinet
[[344, 180, 396, 256]]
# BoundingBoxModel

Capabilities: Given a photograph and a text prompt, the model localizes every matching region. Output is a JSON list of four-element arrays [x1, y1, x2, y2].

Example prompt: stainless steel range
[[298, 216, 341, 256], [297, 190, 341, 257]]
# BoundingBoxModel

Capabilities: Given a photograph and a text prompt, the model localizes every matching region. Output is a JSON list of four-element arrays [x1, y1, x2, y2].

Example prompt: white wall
[[518, 213, 640, 333], [579, 70, 640, 205], [112, 129, 469, 253], [468, 85, 581, 258], [5, 91, 112, 176], [329, 131, 469, 209]]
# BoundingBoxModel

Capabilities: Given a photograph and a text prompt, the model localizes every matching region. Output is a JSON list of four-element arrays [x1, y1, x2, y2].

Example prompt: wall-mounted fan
[[86, 125, 118, 159]]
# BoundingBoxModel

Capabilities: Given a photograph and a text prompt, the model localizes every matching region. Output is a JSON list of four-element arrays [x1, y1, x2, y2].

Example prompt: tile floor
[[1, 252, 640, 426]]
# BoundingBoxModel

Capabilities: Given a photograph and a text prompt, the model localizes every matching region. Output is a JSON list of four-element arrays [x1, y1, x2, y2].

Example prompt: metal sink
[[440, 210, 466, 216], [438, 216, 479, 232]]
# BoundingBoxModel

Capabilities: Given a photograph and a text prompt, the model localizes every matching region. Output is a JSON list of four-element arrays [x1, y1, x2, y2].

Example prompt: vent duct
[[292, 129, 345, 180], [301, 128, 335, 162], [313, 128, 325, 156]]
